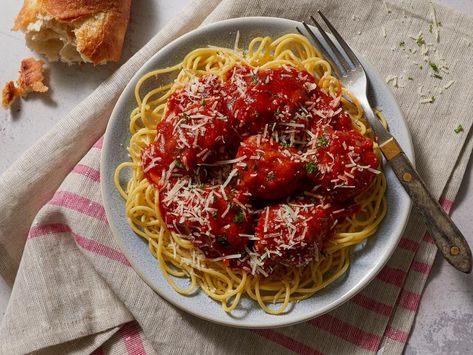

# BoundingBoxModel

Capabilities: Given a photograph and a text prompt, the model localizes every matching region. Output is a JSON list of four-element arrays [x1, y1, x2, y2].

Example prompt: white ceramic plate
[[101, 17, 414, 328]]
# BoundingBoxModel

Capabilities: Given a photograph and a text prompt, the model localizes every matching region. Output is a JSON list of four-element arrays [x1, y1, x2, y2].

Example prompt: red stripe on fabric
[[90, 346, 105, 355], [119, 322, 146, 355], [93, 136, 104, 149], [252, 329, 323, 355], [27, 223, 129, 266], [411, 260, 431, 274], [376, 266, 406, 288], [351, 293, 393, 316], [398, 237, 419, 253], [49, 191, 107, 223], [28, 223, 71, 239], [73, 233, 130, 266], [384, 326, 409, 343], [399, 290, 421, 311], [72, 164, 100, 182], [308, 314, 380, 351], [423, 232, 434, 244], [440, 198, 453, 213]]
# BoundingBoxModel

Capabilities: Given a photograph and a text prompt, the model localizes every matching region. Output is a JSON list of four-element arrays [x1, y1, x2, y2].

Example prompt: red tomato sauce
[[142, 64, 379, 275]]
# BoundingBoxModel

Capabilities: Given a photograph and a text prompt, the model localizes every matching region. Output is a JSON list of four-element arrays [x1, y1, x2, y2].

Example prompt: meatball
[[304, 128, 379, 201], [224, 65, 314, 136], [253, 199, 336, 273], [142, 75, 238, 184], [234, 135, 305, 200], [158, 178, 254, 257]]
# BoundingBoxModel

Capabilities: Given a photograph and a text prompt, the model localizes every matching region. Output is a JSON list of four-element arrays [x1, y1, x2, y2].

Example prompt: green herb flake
[[454, 124, 464, 134], [305, 161, 317, 174], [317, 135, 329, 148], [433, 73, 443, 80], [201, 99, 206, 106], [419, 64, 423, 70], [216, 235, 229, 247], [266, 172, 275, 181], [408, 76, 414, 81], [280, 141, 290, 148], [416, 34, 426, 46], [174, 159, 183, 168], [431, 96, 436, 103], [233, 210, 245, 224], [251, 73, 259, 85], [429, 23, 433, 33], [399, 41, 406, 48], [429, 62, 439, 73]]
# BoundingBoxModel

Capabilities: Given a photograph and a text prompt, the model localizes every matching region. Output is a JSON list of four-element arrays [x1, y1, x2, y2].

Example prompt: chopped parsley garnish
[[429, 23, 433, 33], [251, 73, 259, 85], [233, 210, 245, 224], [174, 159, 183, 168], [408, 76, 414, 81], [316, 135, 329, 147], [305, 162, 317, 174], [216, 235, 229, 247], [415, 34, 426, 46], [266, 172, 275, 181], [399, 41, 406, 48], [429, 62, 439, 73], [419, 64, 423, 70], [454, 124, 464, 134], [280, 141, 290, 148], [430, 96, 436, 103], [433, 73, 443, 79], [201, 99, 206, 106]]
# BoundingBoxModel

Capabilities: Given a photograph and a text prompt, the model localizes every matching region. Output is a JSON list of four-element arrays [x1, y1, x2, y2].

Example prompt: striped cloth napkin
[[1, 0, 472, 353]]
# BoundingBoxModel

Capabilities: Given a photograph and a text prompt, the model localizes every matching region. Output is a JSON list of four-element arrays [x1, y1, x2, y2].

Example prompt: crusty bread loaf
[[12, 0, 132, 65]]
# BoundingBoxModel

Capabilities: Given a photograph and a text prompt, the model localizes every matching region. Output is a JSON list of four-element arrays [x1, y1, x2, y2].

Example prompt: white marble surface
[[0, 0, 472, 353]]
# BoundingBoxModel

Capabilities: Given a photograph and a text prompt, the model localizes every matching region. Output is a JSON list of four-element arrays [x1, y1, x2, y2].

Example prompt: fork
[[297, 11, 472, 273]]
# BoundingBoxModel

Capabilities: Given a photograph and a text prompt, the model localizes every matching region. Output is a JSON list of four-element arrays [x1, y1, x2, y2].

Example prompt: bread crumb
[[2, 58, 48, 109]]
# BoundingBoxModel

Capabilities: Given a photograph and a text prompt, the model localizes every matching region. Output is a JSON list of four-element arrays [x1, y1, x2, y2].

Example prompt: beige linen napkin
[[1, 0, 472, 354]]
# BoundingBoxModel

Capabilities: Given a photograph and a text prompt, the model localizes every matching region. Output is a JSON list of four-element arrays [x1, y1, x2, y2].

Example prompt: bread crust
[[13, 0, 132, 64], [2, 58, 48, 108]]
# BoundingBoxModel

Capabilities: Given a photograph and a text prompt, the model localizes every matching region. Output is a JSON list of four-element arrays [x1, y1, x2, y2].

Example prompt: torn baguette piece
[[12, 0, 132, 65], [2, 58, 48, 108]]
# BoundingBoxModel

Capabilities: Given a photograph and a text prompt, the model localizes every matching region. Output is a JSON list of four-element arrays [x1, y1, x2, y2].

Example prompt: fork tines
[[297, 11, 362, 76]]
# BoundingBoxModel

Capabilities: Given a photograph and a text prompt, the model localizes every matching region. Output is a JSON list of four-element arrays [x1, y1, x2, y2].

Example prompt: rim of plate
[[101, 16, 414, 328]]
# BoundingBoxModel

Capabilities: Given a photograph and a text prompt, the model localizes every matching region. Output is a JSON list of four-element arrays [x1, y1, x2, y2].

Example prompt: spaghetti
[[115, 33, 387, 314]]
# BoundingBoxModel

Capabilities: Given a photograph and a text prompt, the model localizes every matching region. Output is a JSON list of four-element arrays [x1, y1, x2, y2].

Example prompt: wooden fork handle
[[381, 138, 472, 273]]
